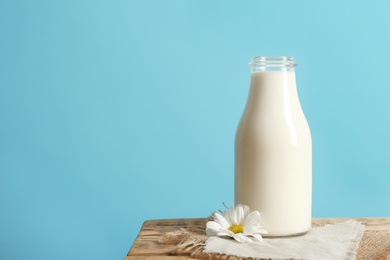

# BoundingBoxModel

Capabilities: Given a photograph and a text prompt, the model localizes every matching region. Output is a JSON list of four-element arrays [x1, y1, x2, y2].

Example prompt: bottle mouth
[[248, 56, 298, 68]]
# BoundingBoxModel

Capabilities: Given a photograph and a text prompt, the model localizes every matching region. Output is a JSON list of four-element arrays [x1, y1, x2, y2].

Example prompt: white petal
[[206, 221, 223, 231], [232, 233, 252, 243], [206, 221, 223, 237], [236, 205, 244, 224], [242, 226, 257, 235], [243, 211, 261, 227], [213, 213, 230, 229], [241, 204, 250, 217], [252, 234, 263, 241], [228, 206, 237, 224], [222, 210, 228, 220], [217, 229, 234, 237]]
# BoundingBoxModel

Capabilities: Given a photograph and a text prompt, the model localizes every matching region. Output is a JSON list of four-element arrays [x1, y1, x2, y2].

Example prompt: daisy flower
[[206, 204, 268, 243]]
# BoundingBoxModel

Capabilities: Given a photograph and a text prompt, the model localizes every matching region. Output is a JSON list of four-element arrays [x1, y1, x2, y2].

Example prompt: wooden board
[[125, 218, 390, 260]]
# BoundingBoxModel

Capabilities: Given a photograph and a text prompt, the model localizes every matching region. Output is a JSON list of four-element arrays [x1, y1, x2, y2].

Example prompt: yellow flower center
[[228, 224, 244, 234]]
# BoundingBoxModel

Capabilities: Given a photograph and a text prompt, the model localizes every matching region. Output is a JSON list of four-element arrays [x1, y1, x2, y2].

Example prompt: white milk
[[235, 60, 312, 237]]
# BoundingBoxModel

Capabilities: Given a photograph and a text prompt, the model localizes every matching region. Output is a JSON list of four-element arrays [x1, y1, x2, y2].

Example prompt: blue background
[[1, 1, 390, 259]]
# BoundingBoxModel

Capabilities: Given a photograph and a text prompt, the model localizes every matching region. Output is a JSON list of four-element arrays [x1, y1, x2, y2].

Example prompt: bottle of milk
[[235, 56, 312, 237]]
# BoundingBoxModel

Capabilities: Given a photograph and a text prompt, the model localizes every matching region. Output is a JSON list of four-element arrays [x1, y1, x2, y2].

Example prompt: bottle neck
[[247, 56, 299, 105], [244, 56, 301, 115], [248, 56, 297, 72], [245, 70, 300, 117], [248, 70, 297, 100]]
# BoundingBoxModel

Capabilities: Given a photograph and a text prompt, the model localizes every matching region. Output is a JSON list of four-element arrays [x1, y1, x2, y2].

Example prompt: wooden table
[[125, 218, 390, 260]]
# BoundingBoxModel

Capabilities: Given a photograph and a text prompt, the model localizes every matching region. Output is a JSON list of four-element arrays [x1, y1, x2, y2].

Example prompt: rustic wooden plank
[[126, 218, 390, 259], [127, 218, 207, 259]]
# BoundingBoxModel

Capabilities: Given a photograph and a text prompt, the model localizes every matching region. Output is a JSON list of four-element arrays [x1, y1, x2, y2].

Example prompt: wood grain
[[125, 218, 390, 260]]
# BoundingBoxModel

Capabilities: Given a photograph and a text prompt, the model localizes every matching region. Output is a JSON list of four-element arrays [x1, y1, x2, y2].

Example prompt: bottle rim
[[248, 56, 298, 68]]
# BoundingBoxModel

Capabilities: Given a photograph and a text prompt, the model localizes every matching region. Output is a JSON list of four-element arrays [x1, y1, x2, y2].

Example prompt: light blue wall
[[1, 1, 390, 259]]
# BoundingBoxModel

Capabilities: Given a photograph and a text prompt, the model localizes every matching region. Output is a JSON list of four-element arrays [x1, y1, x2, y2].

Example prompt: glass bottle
[[235, 56, 312, 237]]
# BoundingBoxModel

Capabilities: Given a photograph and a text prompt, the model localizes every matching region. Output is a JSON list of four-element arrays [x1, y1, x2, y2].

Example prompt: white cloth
[[204, 220, 365, 260]]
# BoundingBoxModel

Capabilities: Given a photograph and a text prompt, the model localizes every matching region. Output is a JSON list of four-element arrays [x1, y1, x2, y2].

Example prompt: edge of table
[[125, 217, 390, 260]]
